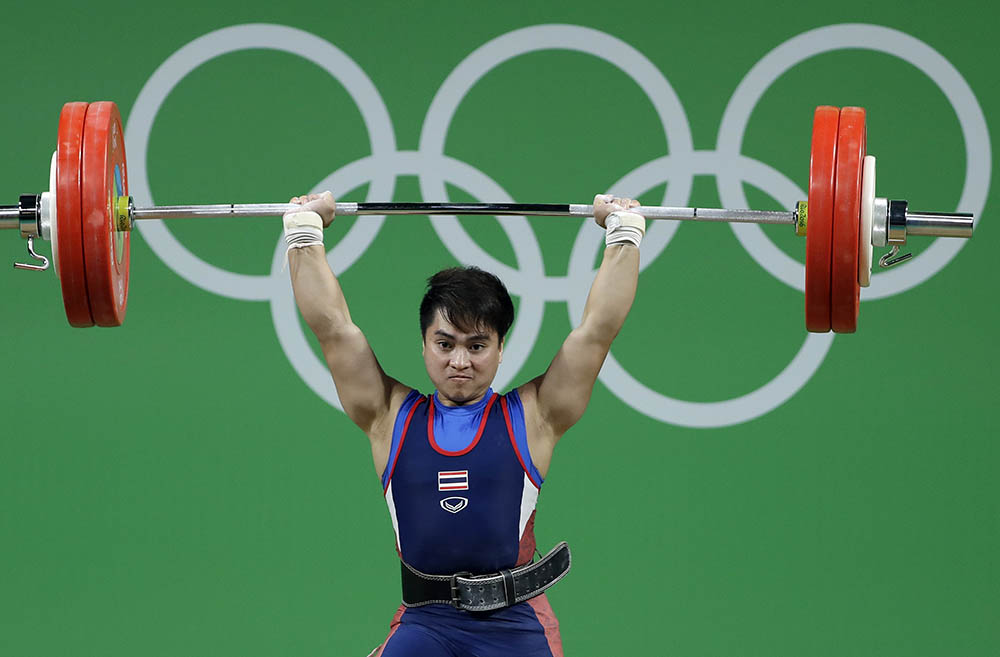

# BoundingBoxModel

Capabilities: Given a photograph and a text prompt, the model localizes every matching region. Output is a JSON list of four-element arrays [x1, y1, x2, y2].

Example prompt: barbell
[[0, 102, 974, 332]]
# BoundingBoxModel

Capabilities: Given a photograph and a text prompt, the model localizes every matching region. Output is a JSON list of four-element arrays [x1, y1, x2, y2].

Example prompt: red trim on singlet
[[383, 396, 427, 494], [516, 511, 538, 566], [373, 604, 407, 657], [427, 393, 498, 456], [526, 594, 564, 657], [501, 396, 541, 489]]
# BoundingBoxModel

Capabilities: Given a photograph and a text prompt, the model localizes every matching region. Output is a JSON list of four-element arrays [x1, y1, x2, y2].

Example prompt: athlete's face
[[422, 310, 503, 407]]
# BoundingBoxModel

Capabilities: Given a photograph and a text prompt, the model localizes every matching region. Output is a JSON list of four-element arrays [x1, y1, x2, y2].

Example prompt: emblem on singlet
[[439, 472, 470, 512], [438, 470, 469, 491], [440, 497, 468, 513]]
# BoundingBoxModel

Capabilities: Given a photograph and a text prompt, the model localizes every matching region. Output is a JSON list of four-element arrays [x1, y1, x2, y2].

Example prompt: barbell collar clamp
[[18, 194, 40, 239], [39, 191, 53, 240], [888, 200, 908, 244], [872, 198, 890, 247]]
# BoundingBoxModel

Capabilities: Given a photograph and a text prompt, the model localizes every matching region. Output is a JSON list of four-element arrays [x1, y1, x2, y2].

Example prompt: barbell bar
[[0, 102, 975, 332], [0, 200, 973, 229]]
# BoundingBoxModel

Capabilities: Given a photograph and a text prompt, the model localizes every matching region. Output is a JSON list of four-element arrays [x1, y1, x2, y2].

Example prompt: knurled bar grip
[[129, 202, 797, 225]]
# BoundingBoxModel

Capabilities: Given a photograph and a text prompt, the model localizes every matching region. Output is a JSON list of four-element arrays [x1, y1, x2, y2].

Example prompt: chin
[[448, 387, 473, 401], [441, 383, 478, 404]]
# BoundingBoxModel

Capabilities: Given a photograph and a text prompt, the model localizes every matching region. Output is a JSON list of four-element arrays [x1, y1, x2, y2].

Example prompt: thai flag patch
[[438, 470, 469, 491]]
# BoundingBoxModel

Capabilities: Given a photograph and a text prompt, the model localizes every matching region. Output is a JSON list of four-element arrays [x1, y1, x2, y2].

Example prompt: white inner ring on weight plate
[[859, 155, 875, 287], [47, 151, 60, 276]]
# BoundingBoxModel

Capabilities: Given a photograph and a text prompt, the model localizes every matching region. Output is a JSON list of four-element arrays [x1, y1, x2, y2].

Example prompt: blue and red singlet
[[374, 388, 563, 657]]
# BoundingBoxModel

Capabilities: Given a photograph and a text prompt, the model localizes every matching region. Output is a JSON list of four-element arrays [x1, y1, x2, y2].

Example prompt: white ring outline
[[125, 23, 989, 427], [417, 24, 695, 302], [125, 23, 398, 301]]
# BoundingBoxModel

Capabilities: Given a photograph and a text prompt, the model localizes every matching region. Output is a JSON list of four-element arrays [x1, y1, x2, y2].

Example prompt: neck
[[436, 388, 491, 407]]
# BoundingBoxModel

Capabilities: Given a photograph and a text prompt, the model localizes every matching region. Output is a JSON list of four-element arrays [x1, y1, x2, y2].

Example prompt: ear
[[497, 338, 504, 364]]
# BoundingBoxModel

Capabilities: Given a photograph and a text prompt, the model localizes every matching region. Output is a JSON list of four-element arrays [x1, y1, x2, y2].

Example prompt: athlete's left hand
[[593, 193, 640, 228]]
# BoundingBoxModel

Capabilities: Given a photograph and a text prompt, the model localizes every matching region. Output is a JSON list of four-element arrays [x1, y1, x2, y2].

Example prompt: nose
[[450, 348, 470, 370]]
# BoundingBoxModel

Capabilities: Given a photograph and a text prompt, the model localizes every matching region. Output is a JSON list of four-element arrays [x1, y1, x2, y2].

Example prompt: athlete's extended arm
[[521, 194, 642, 448], [286, 193, 408, 441]]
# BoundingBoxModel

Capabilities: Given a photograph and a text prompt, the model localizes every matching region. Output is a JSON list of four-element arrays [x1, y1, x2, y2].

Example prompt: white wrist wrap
[[283, 210, 324, 250], [605, 211, 646, 247]]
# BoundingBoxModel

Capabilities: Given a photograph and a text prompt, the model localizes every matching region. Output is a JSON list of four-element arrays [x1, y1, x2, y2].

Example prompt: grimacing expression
[[422, 311, 503, 407]]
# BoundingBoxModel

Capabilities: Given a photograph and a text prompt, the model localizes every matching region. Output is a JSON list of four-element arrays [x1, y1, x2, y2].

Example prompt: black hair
[[419, 266, 515, 343]]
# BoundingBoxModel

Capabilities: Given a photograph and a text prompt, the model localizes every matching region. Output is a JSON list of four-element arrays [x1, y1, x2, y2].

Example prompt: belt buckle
[[449, 571, 473, 609]]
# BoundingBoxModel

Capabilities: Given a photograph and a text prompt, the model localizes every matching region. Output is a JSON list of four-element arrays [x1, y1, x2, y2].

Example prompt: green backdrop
[[1, 1, 997, 655]]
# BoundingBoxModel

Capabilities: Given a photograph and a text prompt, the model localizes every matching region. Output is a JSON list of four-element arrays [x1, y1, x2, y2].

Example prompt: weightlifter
[[284, 191, 645, 656]]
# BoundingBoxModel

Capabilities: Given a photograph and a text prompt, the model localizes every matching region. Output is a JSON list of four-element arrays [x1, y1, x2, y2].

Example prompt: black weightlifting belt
[[400, 542, 571, 612]]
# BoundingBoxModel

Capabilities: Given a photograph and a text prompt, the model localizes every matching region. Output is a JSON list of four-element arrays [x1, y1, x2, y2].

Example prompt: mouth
[[448, 375, 472, 381]]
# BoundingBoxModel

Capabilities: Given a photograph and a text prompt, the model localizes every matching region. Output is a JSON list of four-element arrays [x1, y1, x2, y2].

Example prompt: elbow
[[308, 313, 357, 344], [576, 317, 623, 349], [571, 323, 617, 353]]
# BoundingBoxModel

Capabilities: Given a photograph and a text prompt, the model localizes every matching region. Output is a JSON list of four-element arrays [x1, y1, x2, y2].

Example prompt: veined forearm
[[288, 245, 354, 339], [578, 244, 640, 344]]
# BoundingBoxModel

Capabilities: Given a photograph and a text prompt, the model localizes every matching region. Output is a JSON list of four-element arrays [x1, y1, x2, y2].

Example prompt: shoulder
[[369, 385, 425, 481], [514, 380, 558, 444], [370, 385, 423, 443], [514, 377, 545, 426], [514, 378, 537, 405], [512, 380, 557, 479]]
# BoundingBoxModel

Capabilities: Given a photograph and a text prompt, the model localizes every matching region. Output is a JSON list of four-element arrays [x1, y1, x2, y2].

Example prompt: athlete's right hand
[[289, 191, 337, 227]]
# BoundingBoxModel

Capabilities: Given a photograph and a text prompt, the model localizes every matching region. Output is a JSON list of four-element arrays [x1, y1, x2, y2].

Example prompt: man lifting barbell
[[0, 100, 978, 655], [284, 190, 644, 656]]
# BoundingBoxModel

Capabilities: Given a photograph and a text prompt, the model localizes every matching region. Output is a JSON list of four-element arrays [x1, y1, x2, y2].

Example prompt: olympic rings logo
[[124, 23, 990, 428]]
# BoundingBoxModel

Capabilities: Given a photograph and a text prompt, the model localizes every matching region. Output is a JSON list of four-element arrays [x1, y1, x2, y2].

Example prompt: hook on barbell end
[[13, 236, 50, 271], [878, 244, 913, 269]]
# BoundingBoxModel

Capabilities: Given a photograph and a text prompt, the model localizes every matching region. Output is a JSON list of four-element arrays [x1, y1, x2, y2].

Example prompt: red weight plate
[[56, 102, 94, 327], [805, 106, 839, 333], [81, 102, 130, 327], [831, 107, 866, 333]]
